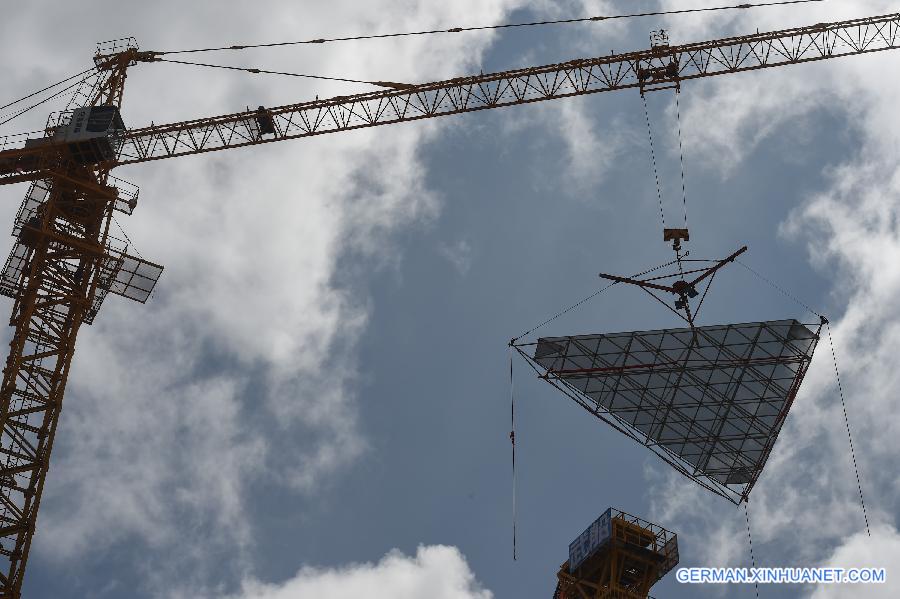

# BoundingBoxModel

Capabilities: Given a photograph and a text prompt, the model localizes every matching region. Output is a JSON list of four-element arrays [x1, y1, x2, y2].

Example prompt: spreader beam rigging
[[599, 246, 747, 327]]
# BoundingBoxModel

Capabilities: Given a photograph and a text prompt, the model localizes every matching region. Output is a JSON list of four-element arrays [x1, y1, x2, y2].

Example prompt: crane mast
[[0, 10, 895, 597], [0, 43, 159, 597]]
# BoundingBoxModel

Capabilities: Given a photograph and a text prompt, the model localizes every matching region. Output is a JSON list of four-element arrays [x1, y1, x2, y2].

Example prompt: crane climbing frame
[[0, 9, 897, 598]]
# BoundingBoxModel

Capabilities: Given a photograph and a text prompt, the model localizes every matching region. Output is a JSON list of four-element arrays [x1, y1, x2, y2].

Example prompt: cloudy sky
[[1, 1, 898, 597]]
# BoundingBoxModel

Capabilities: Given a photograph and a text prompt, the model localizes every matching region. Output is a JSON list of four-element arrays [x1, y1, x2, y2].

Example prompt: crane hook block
[[664, 228, 689, 252]]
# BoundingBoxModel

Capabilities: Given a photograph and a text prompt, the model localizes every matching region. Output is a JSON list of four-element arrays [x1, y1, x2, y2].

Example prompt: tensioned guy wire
[[511, 259, 688, 344], [735, 258, 871, 537], [156, 0, 827, 55], [736, 259, 823, 317], [0, 74, 94, 128], [156, 58, 411, 89], [0, 66, 96, 113], [826, 322, 871, 537]]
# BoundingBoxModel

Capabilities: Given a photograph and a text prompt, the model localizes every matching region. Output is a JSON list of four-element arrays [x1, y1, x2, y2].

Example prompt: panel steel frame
[[514, 319, 822, 504]]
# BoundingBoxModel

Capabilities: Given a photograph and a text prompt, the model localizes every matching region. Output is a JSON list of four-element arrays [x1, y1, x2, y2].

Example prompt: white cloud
[[556, 98, 632, 190], [660, 1, 896, 176], [490, 1, 634, 194], [439, 239, 474, 275], [0, 0, 526, 591], [224, 546, 492, 599], [806, 526, 900, 598]]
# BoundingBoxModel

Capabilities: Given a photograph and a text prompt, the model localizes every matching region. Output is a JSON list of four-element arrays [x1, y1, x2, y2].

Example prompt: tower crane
[[0, 10, 896, 597]]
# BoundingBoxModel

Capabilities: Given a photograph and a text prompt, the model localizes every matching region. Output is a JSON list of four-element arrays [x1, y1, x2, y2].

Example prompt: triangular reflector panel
[[517, 319, 821, 503]]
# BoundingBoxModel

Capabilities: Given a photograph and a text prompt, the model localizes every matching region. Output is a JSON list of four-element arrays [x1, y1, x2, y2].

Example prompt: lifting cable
[[737, 259, 871, 537], [156, 1, 827, 55], [674, 93, 689, 230], [642, 89, 690, 277], [642, 94, 667, 230], [673, 93, 690, 280]]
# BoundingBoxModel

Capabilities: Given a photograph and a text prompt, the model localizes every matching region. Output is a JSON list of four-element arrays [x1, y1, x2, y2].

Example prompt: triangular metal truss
[[514, 319, 822, 504]]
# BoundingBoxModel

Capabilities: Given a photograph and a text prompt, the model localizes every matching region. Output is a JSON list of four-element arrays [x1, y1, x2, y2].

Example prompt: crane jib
[[106, 12, 900, 166], [0, 11, 897, 183]]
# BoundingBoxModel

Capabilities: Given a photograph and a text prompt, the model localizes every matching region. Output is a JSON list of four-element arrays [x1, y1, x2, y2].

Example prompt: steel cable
[[156, 58, 411, 89], [0, 75, 93, 128], [157, 1, 828, 55], [0, 66, 96, 113], [736, 258, 871, 538]]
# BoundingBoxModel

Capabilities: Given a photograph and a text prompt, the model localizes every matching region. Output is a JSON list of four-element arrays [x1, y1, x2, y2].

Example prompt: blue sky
[[1, 1, 898, 598]]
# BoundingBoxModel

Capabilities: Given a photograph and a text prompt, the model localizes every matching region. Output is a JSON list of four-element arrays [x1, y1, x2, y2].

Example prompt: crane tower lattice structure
[[554, 508, 678, 599], [0, 41, 162, 597]]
